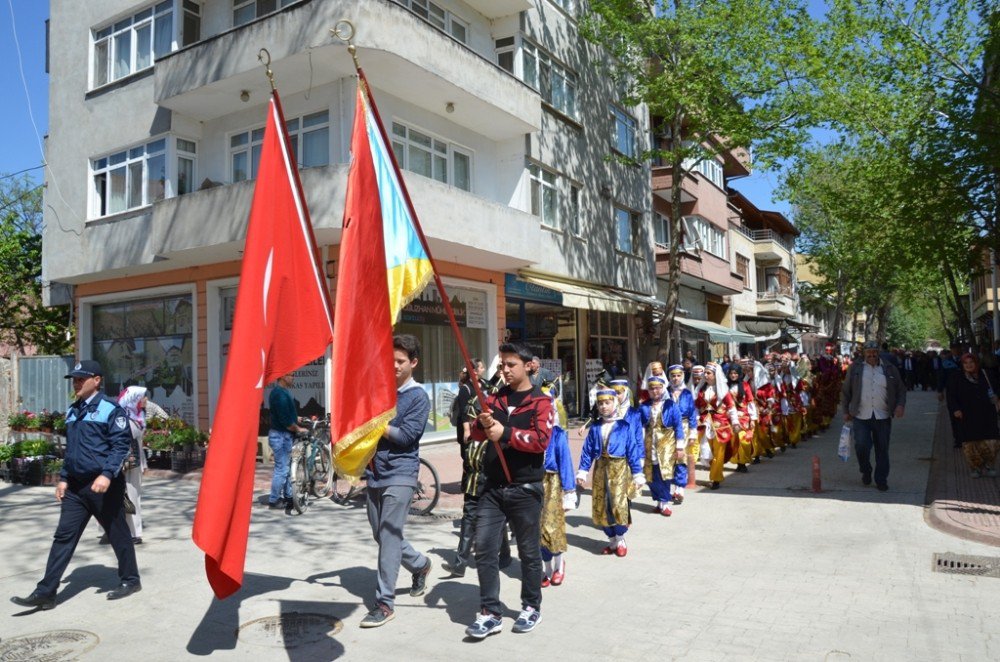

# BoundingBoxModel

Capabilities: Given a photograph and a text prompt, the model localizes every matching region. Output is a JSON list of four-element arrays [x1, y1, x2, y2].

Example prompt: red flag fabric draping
[[328, 85, 399, 477], [192, 92, 333, 599]]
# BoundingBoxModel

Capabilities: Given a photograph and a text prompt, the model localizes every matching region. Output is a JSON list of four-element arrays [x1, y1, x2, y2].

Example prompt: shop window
[[91, 294, 195, 424]]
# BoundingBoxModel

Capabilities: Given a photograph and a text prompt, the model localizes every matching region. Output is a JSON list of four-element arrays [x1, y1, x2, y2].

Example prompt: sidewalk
[[924, 396, 1000, 546]]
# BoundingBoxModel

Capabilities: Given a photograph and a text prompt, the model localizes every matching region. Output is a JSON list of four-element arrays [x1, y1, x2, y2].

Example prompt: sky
[[0, 0, 823, 215]]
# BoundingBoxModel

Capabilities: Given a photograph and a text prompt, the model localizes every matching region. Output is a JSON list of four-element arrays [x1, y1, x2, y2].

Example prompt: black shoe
[[736, 464, 748, 473], [107, 582, 142, 600], [862, 472, 872, 486], [765, 449, 774, 458], [876, 483, 889, 492], [752, 457, 761, 465], [442, 561, 466, 578], [11, 591, 56, 610], [410, 559, 432, 597], [132, 537, 143, 545], [710, 481, 721, 490], [268, 499, 285, 510], [360, 603, 395, 628]]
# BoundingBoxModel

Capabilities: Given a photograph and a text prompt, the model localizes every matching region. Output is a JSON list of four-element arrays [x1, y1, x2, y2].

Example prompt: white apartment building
[[42, 0, 655, 436]]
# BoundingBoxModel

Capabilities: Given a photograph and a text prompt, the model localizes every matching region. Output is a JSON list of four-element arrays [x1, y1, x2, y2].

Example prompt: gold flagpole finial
[[257, 48, 276, 92], [331, 20, 361, 71]]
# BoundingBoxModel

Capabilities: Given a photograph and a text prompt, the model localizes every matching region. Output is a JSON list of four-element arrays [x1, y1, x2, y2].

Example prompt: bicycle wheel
[[410, 457, 440, 516], [289, 446, 310, 514], [309, 441, 333, 498], [331, 471, 361, 505]]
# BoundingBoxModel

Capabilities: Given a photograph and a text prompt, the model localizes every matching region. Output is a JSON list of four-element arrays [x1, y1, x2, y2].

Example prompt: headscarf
[[688, 365, 705, 394], [118, 386, 148, 429]]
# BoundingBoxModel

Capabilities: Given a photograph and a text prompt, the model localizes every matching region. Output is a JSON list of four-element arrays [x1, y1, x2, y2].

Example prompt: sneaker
[[268, 499, 285, 510], [971, 470, 982, 479], [359, 603, 394, 628], [410, 559, 432, 597], [442, 561, 465, 578], [465, 610, 502, 639], [512, 606, 541, 633]]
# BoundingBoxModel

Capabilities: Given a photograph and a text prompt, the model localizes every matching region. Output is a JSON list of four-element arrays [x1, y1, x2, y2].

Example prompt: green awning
[[675, 317, 756, 343]]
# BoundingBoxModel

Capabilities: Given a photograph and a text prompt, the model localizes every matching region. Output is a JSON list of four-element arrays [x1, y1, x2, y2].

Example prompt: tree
[[581, 0, 820, 363], [0, 175, 74, 355]]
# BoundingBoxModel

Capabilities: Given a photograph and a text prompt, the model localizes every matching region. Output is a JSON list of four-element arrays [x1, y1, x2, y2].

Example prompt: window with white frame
[[684, 215, 727, 259], [394, 0, 468, 44], [230, 110, 330, 182], [233, 0, 298, 26], [391, 122, 472, 192], [615, 206, 640, 254], [92, 138, 167, 217], [549, 0, 576, 14], [176, 138, 197, 195], [92, 1, 173, 88], [654, 212, 670, 248], [528, 164, 559, 230], [495, 36, 516, 73], [682, 154, 725, 189], [610, 105, 638, 158], [568, 185, 581, 235], [522, 40, 577, 119]]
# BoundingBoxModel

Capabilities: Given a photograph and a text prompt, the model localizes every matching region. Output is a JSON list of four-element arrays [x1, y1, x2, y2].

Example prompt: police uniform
[[24, 361, 140, 605]]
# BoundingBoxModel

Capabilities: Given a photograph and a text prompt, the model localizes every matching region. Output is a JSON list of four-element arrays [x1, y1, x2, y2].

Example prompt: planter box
[[147, 450, 172, 470], [21, 460, 43, 486]]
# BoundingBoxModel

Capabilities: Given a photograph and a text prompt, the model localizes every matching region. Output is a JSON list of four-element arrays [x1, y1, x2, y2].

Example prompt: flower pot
[[170, 449, 192, 473]]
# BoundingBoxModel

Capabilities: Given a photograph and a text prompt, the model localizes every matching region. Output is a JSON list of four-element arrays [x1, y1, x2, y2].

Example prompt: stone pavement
[[924, 396, 1000, 547], [2, 390, 999, 661]]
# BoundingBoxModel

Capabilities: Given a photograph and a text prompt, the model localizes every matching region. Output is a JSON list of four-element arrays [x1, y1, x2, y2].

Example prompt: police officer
[[11, 360, 141, 610]]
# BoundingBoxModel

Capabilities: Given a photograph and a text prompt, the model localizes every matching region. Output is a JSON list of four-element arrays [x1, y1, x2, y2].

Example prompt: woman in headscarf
[[946, 353, 1000, 478], [726, 363, 754, 474], [695, 363, 739, 490], [117, 386, 149, 543]]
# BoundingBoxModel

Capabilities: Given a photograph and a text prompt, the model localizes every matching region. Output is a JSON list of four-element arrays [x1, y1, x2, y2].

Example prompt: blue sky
[[0, 1, 820, 214]]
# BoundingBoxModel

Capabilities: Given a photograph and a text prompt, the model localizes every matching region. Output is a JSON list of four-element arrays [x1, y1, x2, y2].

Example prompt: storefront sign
[[585, 358, 604, 388], [505, 274, 563, 305], [400, 286, 487, 329]]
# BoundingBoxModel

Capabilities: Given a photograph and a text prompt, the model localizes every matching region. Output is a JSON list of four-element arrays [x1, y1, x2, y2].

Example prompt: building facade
[[43, 0, 655, 438]]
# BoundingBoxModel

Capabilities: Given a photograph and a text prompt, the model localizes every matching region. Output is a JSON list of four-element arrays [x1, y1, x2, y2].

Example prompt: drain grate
[[932, 553, 1000, 577]]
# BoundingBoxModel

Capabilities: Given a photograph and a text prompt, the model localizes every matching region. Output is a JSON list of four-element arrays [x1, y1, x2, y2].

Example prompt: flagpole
[[332, 21, 512, 482]]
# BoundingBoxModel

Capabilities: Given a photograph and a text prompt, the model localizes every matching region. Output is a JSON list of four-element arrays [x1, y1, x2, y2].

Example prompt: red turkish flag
[[192, 91, 333, 599]]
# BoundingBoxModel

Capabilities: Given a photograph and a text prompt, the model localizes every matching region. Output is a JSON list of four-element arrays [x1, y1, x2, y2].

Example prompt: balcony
[[733, 225, 794, 261], [154, 0, 540, 141], [756, 289, 796, 318], [656, 250, 743, 296], [651, 166, 698, 204], [462, 0, 532, 18]]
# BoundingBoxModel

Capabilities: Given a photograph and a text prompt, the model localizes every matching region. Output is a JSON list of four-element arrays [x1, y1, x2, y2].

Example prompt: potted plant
[[19, 439, 53, 485], [0, 443, 13, 482], [43, 458, 63, 486], [7, 411, 28, 432], [23, 411, 40, 432], [52, 413, 67, 435], [38, 410, 56, 433]]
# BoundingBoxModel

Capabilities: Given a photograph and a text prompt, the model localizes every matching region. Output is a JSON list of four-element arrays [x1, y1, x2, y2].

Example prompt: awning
[[675, 317, 756, 343], [518, 273, 660, 315]]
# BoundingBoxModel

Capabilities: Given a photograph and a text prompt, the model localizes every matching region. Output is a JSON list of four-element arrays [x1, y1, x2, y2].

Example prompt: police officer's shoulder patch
[[115, 415, 128, 430]]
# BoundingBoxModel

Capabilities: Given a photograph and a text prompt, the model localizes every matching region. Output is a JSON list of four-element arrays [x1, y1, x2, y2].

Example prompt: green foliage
[[18, 438, 53, 457], [885, 300, 945, 350], [0, 175, 74, 355], [0, 444, 13, 462]]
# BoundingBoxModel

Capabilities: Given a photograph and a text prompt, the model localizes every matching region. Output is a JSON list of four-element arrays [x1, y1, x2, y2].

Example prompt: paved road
[[2, 390, 998, 661]]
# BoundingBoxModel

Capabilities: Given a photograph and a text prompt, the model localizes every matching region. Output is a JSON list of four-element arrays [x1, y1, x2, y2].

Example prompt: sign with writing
[[401, 286, 487, 329], [505, 274, 563, 305]]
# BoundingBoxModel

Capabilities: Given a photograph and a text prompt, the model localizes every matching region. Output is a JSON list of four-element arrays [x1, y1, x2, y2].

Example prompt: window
[[394, 0, 469, 44], [92, 1, 173, 88], [528, 164, 559, 229], [182, 1, 201, 46], [91, 136, 197, 218], [92, 139, 166, 217], [654, 213, 670, 248], [495, 37, 516, 73], [391, 122, 472, 191], [682, 154, 725, 189], [549, 0, 575, 14], [759, 266, 792, 295], [230, 110, 330, 182], [610, 105, 638, 158], [522, 41, 577, 119], [615, 206, 639, 254], [684, 215, 727, 259], [736, 254, 750, 288], [568, 185, 581, 235], [233, 0, 297, 26]]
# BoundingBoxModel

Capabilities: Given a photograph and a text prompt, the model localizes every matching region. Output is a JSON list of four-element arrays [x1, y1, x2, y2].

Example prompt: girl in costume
[[695, 363, 739, 490], [666, 364, 698, 504], [541, 425, 577, 586], [637, 375, 685, 515], [577, 388, 645, 556], [726, 363, 755, 473]]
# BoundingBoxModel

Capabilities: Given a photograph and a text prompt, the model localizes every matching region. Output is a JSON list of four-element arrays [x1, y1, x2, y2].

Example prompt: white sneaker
[[512, 606, 541, 633]]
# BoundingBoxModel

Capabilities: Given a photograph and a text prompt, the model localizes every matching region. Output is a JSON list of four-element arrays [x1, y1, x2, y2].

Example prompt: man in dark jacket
[[360, 334, 433, 629], [465, 342, 553, 639], [12, 360, 139, 610], [842, 342, 906, 491]]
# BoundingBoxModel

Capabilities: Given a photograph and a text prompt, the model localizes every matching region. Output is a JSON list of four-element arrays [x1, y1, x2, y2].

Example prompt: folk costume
[[666, 365, 697, 502], [695, 363, 739, 490], [726, 364, 755, 472], [541, 426, 577, 586], [779, 363, 805, 447], [637, 375, 685, 515], [577, 388, 645, 556]]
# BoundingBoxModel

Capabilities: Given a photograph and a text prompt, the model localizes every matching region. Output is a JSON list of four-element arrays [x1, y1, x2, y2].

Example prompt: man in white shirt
[[842, 341, 906, 491]]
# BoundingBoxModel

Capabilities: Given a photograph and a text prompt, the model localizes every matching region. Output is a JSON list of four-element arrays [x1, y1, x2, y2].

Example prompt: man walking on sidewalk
[[842, 341, 906, 492], [465, 342, 554, 639], [11, 360, 140, 610], [268, 373, 303, 511], [360, 334, 433, 628]]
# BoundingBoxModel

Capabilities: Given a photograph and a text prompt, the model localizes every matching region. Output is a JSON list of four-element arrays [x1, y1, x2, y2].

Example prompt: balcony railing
[[734, 225, 795, 252], [757, 289, 794, 301]]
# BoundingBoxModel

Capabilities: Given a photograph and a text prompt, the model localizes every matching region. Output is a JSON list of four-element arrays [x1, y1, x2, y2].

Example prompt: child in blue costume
[[576, 388, 645, 557], [540, 425, 576, 586], [637, 375, 685, 516], [665, 364, 698, 505]]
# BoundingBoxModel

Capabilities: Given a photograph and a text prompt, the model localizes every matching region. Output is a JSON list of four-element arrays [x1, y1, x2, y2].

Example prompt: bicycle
[[288, 417, 334, 515], [330, 456, 440, 516]]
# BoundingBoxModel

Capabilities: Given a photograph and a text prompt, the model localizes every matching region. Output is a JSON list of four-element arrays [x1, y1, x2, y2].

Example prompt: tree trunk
[[656, 113, 687, 366], [829, 270, 846, 342], [941, 257, 975, 344]]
